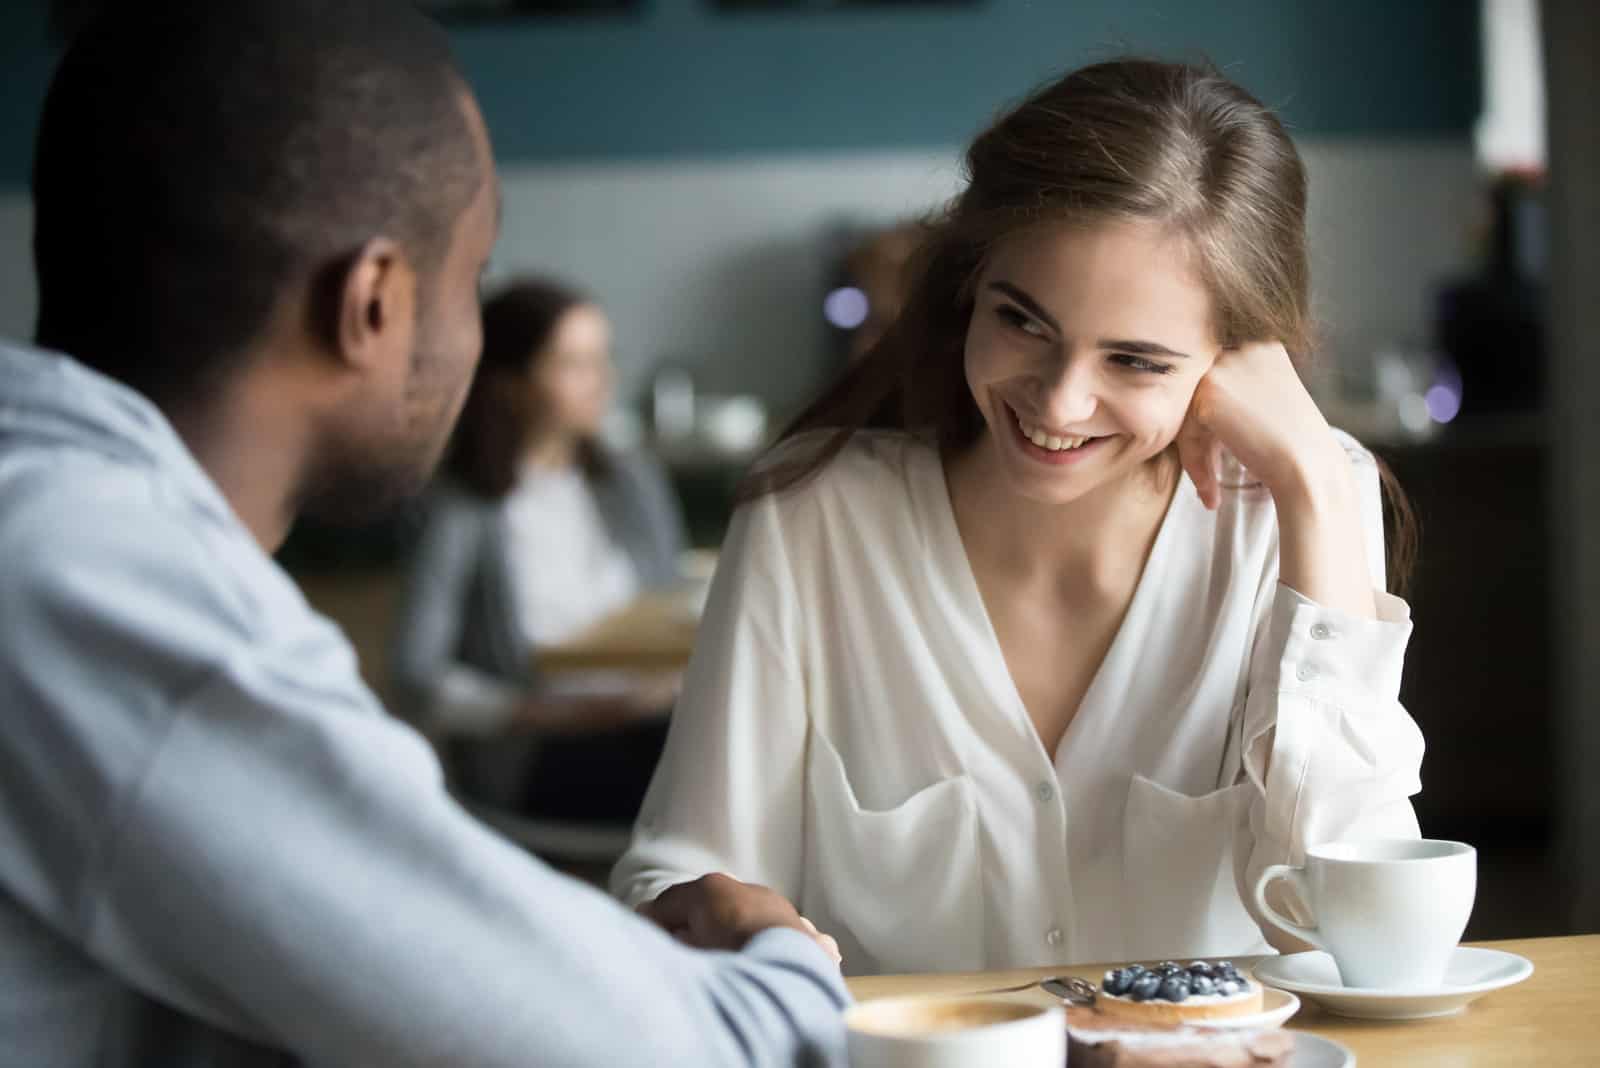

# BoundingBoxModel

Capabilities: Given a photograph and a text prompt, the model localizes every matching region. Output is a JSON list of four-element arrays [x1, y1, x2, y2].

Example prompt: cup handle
[[1252, 863, 1325, 949]]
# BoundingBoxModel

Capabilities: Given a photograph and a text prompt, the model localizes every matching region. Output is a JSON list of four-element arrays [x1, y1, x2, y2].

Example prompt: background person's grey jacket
[[388, 449, 686, 736], [0, 341, 848, 1068]]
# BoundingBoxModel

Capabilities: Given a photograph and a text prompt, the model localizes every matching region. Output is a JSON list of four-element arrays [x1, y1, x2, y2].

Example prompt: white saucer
[[1193, 987, 1302, 1031], [1289, 1031, 1355, 1067], [1253, 947, 1533, 1020]]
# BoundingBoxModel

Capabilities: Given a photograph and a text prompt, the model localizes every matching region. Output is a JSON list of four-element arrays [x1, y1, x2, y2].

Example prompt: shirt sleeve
[[610, 492, 810, 911], [1, 494, 849, 1068], [1235, 446, 1426, 927], [389, 493, 523, 735]]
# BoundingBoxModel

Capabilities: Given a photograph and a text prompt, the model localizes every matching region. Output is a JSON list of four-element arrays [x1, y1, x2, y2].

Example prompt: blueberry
[[1103, 969, 1132, 996], [1129, 974, 1163, 1001], [1158, 960, 1182, 972], [1213, 961, 1235, 975], [1215, 979, 1243, 997], [1187, 961, 1214, 977], [1190, 975, 1217, 997], [1125, 964, 1148, 976], [1159, 976, 1190, 1002]]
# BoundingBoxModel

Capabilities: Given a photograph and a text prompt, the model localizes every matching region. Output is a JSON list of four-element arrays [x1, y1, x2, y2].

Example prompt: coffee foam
[[848, 998, 1042, 1037]]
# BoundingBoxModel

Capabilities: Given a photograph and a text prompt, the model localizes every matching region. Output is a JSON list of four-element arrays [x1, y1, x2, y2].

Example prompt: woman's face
[[531, 303, 614, 438], [963, 219, 1220, 506]]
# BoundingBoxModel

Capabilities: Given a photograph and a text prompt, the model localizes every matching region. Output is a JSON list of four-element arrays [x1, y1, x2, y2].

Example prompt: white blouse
[[612, 431, 1424, 975], [502, 464, 638, 647]]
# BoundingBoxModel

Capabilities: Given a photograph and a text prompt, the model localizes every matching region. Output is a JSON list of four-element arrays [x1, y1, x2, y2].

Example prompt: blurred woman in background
[[392, 277, 685, 824]]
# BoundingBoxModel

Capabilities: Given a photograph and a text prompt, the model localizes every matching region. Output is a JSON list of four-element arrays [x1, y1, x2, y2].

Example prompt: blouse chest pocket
[[803, 728, 982, 974], [1121, 774, 1270, 961]]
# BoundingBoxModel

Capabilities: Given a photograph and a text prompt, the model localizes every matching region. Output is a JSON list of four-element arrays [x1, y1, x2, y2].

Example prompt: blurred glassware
[[697, 395, 768, 456], [1315, 336, 1449, 444], [652, 366, 697, 441]]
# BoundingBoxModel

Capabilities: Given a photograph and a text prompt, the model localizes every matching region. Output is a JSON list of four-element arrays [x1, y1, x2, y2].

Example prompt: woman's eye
[[996, 305, 1048, 338], [1111, 353, 1176, 376]]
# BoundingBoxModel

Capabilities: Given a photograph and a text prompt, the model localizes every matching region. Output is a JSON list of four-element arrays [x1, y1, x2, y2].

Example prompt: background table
[[534, 591, 700, 674], [846, 935, 1597, 1066]]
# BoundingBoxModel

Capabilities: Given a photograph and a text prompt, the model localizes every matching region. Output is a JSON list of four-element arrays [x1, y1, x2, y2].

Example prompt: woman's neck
[[944, 431, 1177, 597], [522, 431, 581, 472]]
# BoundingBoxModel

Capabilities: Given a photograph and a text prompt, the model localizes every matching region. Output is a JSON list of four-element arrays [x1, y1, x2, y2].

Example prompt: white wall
[[0, 137, 1477, 414], [491, 149, 962, 412]]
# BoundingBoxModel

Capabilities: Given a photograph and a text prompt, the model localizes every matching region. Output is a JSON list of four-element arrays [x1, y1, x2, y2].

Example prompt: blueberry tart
[[1093, 960, 1264, 1023]]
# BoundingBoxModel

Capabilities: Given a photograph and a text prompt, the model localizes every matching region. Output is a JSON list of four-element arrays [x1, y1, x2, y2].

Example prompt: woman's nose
[[1035, 357, 1099, 427]]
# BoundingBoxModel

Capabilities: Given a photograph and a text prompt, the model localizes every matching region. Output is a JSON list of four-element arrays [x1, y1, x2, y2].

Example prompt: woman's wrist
[[1263, 433, 1358, 520], [1267, 436, 1379, 619]]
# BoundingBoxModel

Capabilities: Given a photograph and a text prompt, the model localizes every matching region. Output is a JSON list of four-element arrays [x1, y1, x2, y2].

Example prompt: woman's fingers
[[800, 916, 844, 965], [1177, 409, 1220, 510]]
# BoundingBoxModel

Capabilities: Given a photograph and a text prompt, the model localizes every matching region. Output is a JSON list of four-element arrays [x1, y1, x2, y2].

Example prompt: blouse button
[[1296, 664, 1319, 682], [1046, 927, 1064, 948], [1036, 780, 1056, 803], [1310, 623, 1333, 640]]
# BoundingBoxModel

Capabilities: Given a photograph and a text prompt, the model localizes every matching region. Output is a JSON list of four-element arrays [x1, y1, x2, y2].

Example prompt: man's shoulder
[[0, 455, 255, 639]]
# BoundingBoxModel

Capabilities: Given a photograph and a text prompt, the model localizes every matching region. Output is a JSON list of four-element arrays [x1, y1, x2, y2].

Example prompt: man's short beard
[[296, 324, 458, 527], [294, 440, 437, 526]]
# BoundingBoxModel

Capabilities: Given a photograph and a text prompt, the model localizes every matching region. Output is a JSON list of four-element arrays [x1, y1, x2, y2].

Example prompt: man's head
[[32, 0, 500, 521]]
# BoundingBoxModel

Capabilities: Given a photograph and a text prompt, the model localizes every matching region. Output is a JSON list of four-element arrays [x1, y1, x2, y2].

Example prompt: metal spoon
[[974, 975, 1098, 1005], [1040, 976, 1098, 1006]]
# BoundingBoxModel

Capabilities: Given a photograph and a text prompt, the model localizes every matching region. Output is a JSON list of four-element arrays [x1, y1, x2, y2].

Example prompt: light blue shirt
[[0, 341, 849, 1067]]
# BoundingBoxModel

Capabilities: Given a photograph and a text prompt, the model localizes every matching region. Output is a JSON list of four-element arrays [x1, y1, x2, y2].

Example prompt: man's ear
[[327, 237, 416, 372]]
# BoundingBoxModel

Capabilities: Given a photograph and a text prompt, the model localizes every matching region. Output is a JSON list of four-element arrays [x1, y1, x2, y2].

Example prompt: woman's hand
[[1175, 341, 1344, 510], [639, 873, 843, 966], [1177, 341, 1378, 619]]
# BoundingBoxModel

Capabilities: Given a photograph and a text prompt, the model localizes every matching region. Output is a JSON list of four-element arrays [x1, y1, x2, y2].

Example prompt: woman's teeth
[[1017, 415, 1092, 452]]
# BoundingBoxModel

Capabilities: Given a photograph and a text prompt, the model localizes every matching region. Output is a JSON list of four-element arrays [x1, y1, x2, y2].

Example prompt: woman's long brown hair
[[445, 277, 609, 500], [744, 58, 1416, 594]]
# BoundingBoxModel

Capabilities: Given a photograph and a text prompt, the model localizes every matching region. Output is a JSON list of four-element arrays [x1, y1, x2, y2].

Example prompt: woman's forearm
[[1271, 440, 1379, 619]]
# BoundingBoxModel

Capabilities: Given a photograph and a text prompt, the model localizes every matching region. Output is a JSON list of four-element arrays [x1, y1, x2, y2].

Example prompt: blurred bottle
[[1433, 171, 1547, 418]]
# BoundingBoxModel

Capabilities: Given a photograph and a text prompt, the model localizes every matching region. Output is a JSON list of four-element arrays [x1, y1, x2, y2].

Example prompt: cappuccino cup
[[1253, 838, 1476, 989], [845, 995, 1064, 1068]]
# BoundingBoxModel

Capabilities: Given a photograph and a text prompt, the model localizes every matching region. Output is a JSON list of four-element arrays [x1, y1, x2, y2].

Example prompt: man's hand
[[639, 873, 843, 965]]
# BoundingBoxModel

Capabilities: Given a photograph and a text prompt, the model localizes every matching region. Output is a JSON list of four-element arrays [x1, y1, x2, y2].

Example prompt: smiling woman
[[963, 221, 1214, 490], [612, 57, 1428, 976]]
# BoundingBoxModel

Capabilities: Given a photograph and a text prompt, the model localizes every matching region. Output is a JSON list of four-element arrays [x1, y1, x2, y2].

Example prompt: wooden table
[[846, 935, 1598, 1065], [534, 590, 700, 674]]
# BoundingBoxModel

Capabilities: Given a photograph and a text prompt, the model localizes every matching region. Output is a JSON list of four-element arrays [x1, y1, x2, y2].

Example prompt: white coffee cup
[[845, 995, 1064, 1068], [1253, 838, 1476, 989]]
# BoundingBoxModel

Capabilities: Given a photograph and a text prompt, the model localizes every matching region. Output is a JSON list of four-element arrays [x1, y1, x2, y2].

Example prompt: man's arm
[[0, 492, 848, 1067]]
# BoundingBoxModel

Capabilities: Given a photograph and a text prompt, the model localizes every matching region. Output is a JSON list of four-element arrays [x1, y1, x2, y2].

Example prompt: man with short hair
[[0, 3, 848, 1065]]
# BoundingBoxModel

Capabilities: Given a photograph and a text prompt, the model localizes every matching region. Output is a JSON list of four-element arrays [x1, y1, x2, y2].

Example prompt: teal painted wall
[[0, 0, 1478, 189], [0, 4, 55, 191]]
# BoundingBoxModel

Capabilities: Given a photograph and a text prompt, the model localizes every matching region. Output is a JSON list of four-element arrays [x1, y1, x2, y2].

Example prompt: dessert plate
[[1192, 987, 1301, 1030], [1253, 947, 1533, 1020], [1289, 1032, 1355, 1067]]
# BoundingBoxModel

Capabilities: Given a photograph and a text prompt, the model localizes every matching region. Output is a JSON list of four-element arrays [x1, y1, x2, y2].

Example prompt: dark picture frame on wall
[[45, 1, 640, 40], [416, 0, 639, 19], [715, 0, 978, 8]]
